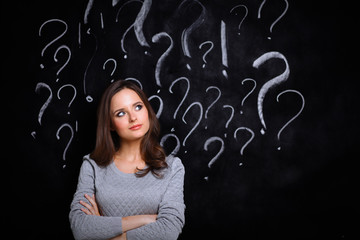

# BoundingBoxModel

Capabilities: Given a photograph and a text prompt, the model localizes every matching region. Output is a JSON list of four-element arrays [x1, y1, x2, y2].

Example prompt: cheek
[[112, 118, 127, 133]]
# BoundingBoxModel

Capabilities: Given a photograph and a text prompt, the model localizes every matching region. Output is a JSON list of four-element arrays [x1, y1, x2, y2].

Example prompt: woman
[[69, 80, 185, 240]]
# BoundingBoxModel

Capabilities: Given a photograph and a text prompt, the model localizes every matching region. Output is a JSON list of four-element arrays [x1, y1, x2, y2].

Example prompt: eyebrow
[[112, 101, 143, 115]]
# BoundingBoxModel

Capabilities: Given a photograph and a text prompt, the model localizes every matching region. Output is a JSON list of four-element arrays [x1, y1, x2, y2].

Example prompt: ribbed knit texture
[[69, 154, 185, 240]]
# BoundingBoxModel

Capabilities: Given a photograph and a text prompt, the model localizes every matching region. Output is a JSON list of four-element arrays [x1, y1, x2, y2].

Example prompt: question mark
[[204, 86, 221, 119], [240, 78, 257, 114], [222, 105, 234, 138], [83, 28, 98, 103], [257, 0, 289, 40], [253, 51, 290, 135], [56, 123, 74, 168], [204, 136, 224, 170], [57, 84, 77, 115], [103, 58, 117, 83], [35, 82, 53, 125], [148, 95, 164, 119], [39, 19, 68, 68], [180, 0, 206, 70], [160, 133, 181, 157], [54, 45, 71, 82], [152, 32, 174, 87], [234, 127, 255, 165], [182, 101, 203, 147], [276, 89, 305, 149], [169, 77, 190, 119], [116, 0, 144, 58], [199, 41, 214, 68], [230, 4, 248, 35]]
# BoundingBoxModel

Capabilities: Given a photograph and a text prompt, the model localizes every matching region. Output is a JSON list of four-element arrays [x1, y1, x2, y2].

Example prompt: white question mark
[[204, 86, 221, 119], [199, 41, 214, 68], [35, 82, 53, 125], [152, 32, 174, 87], [57, 84, 77, 115], [83, 28, 98, 103], [253, 51, 290, 135], [116, 0, 145, 58], [103, 58, 117, 83], [240, 78, 257, 114], [160, 133, 181, 157], [204, 136, 224, 169], [234, 127, 255, 165], [222, 105, 234, 138], [180, 0, 206, 70], [148, 95, 164, 119], [56, 123, 74, 168], [230, 4, 248, 35], [39, 19, 68, 68], [258, 0, 289, 40], [53, 45, 71, 82], [169, 77, 190, 119], [125, 77, 143, 89], [182, 101, 203, 147], [276, 89, 305, 148]]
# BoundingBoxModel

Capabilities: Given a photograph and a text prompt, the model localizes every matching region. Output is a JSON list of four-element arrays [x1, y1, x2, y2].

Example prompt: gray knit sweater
[[69, 154, 185, 240]]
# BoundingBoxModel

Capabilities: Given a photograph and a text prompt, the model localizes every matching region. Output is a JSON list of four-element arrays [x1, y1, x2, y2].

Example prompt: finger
[[81, 207, 92, 215], [85, 194, 98, 212], [80, 200, 95, 214]]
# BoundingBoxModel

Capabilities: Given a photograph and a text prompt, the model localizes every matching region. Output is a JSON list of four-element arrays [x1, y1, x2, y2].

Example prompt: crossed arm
[[80, 194, 157, 240]]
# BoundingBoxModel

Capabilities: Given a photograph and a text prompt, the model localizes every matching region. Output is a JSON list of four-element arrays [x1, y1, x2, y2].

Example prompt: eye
[[135, 104, 143, 111], [116, 111, 125, 117]]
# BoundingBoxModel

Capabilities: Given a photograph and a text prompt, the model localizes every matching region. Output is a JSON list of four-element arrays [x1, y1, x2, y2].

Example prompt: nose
[[128, 111, 137, 122]]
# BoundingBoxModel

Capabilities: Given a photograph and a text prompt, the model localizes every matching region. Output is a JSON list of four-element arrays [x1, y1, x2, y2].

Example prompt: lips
[[129, 124, 142, 130]]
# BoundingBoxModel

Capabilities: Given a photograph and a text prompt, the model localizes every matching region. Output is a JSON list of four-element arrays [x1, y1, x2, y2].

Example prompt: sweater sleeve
[[69, 157, 123, 240], [126, 157, 186, 240]]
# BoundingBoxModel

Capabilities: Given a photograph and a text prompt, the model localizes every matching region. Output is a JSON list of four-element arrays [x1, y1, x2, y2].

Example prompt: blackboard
[[6, 0, 356, 239]]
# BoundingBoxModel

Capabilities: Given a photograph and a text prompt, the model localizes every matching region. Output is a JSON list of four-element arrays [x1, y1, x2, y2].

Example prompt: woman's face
[[110, 88, 150, 142]]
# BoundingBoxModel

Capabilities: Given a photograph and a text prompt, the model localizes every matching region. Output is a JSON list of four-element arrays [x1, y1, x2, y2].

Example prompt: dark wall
[[7, 0, 355, 239]]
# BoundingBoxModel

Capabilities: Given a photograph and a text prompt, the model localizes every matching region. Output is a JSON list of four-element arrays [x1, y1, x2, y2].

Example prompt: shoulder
[[165, 155, 185, 174], [80, 154, 103, 172]]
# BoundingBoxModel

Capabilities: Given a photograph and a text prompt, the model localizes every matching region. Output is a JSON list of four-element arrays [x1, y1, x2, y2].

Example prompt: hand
[[80, 194, 101, 216]]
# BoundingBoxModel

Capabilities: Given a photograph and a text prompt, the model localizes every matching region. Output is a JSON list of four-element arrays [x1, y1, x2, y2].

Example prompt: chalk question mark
[[53, 45, 71, 82], [103, 58, 117, 83], [57, 84, 77, 115], [39, 19, 68, 69], [204, 136, 224, 169], [180, 0, 206, 70], [240, 78, 257, 114], [222, 105, 234, 138], [276, 89, 305, 149], [35, 82, 53, 125], [116, 0, 145, 58], [234, 127, 255, 166], [56, 123, 74, 168], [152, 32, 174, 87], [258, 0, 289, 40], [160, 133, 181, 157], [230, 4, 248, 35], [182, 102, 203, 147], [253, 51, 290, 135], [169, 77, 190, 119], [199, 41, 214, 68]]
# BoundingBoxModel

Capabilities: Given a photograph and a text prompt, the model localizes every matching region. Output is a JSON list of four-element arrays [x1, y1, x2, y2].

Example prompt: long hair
[[90, 80, 167, 177]]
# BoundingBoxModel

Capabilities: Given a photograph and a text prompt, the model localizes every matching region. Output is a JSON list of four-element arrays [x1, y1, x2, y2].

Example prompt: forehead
[[110, 88, 142, 109]]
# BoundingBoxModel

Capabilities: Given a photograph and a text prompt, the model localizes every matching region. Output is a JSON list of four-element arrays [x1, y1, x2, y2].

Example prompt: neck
[[115, 139, 143, 163]]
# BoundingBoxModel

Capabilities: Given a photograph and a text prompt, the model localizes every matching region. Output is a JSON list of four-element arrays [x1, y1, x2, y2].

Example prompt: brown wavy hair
[[90, 80, 167, 177]]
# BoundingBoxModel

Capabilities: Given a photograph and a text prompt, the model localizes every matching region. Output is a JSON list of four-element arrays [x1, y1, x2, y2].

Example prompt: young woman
[[69, 80, 185, 240]]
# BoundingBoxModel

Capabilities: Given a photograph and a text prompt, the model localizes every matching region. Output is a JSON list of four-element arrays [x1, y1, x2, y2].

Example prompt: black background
[[5, 0, 356, 239]]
